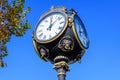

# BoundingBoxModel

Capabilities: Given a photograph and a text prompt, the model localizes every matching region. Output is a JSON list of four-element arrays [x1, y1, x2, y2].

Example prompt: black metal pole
[[58, 74, 66, 80], [57, 67, 66, 80]]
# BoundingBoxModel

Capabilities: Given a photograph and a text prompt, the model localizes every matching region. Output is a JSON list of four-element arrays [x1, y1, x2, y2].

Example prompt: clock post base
[[54, 61, 70, 80]]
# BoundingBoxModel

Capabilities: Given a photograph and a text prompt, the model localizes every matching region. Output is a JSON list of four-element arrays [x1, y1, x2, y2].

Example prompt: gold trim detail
[[71, 14, 86, 50], [34, 7, 68, 44], [54, 61, 69, 70], [58, 36, 74, 52], [32, 39, 48, 62]]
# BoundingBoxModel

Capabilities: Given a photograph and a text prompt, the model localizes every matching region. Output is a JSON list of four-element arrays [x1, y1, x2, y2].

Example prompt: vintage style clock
[[34, 10, 68, 43], [32, 7, 90, 80], [72, 14, 89, 50], [33, 6, 90, 63]]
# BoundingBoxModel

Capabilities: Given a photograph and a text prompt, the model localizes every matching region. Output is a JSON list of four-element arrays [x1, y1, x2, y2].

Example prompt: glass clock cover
[[74, 15, 89, 49], [34, 12, 67, 43]]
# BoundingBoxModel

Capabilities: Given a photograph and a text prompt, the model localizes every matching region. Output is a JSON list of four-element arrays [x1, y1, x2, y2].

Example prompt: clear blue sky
[[1, 0, 120, 80]]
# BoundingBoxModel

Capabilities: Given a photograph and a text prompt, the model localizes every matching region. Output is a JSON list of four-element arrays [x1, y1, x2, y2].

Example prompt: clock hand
[[47, 24, 53, 31], [52, 19, 58, 25], [47, 19, 58, 31], [50, 16, 61, 27], [47, 16, 53, 31]]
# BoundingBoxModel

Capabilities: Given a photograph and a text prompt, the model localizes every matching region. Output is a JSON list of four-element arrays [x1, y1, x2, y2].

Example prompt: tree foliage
[[0, 0, 31, 67]]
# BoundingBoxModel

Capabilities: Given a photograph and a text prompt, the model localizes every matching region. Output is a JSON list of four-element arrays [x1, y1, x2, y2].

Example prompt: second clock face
[[35, 12, 66, 43], [74, 15, 89, 49]]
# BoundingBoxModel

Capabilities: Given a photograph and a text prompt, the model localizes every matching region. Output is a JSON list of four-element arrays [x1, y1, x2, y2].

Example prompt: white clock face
[[35, 12, 66, 42], [74, 15, 89, 49]]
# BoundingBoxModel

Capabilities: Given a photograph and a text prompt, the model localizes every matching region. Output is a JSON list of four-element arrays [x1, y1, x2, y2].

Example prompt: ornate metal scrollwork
[[38, 46, 49, 59], [58, 36, 74, 52]]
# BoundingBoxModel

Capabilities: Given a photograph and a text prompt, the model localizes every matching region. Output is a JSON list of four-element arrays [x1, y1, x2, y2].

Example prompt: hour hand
[[47, 18, 57, 31], [47, 16, 53, 31], [47, 24, 52, 31]]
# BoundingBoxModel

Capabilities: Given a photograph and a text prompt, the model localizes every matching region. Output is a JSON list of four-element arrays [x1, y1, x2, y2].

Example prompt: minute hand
[[47, 19, 58, 31], [51, 19, 58, 26]]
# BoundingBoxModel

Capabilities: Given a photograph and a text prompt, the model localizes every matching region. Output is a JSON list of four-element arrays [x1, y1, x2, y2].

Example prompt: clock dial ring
[[72, 15, 89, 50], [34, 11, 68, 43]]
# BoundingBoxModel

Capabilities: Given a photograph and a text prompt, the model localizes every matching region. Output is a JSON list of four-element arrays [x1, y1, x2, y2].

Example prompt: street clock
[[32, 6, 90, 80], [33, 6, 89, 63]]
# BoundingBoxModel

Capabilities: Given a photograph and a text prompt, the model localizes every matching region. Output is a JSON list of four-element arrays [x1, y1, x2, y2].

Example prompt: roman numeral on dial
[[58, 26, 63, 30], [59, 21, 64, 24], [43, 35, 46, 40], [39, 33, 43, 37]]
